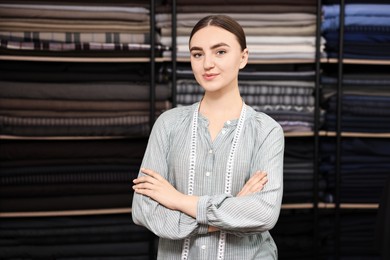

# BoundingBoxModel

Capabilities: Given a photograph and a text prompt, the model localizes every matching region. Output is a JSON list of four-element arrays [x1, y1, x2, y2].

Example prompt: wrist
[[177, 194, 199, 218]]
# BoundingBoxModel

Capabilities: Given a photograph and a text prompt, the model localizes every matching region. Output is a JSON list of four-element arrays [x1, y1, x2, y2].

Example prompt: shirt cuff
[[196, 195, 209, 226], [198, 224, 209, 235]]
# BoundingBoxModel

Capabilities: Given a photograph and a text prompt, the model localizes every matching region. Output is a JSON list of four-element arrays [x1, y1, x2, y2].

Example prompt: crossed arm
[[132, 168, 268, 232]]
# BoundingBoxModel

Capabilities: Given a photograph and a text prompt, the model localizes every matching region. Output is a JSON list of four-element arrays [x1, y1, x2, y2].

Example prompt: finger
[[237, 171, 263, 196], [237, 171, 268, 196], [133, 175, 157, 185], [246, 172, 266, 189], [133, 182, 155, 191], [248, 176, 267, 193], [245, 171, 262, 186], [140, 168, 156, 176], [257, 171, 267, 180], [133, 185, 155, 198], [260, 176, 268, 186], [140, 168, 164, 181]]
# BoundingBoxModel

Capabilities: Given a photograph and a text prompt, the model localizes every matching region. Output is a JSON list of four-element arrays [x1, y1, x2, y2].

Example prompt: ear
[[239, 48, 249, 70]]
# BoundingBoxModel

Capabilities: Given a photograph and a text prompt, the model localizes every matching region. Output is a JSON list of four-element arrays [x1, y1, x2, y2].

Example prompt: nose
[[203, 54, 214, 70]]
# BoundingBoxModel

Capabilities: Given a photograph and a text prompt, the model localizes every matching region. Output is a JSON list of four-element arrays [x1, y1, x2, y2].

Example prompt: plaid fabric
[[0, 40, 169, 52], [0, 114, 149, 126], [0, 31, 152, 44], [176, 79, 314, 95], [176, 93, 315, 106]]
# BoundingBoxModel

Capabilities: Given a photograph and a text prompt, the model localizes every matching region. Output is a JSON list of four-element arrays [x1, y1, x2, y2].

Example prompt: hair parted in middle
[[189, 15, 247, 51]]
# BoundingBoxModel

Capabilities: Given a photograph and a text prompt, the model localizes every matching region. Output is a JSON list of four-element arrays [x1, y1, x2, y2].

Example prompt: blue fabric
[[322, 16, 390, 32], [323, 4, 390, 19], [322, 4, 390, 32], [323, 27, 390, 43]]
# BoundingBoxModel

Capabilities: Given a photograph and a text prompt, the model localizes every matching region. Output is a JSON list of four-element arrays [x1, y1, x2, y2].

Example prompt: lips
[[203, 73, 218, 80]]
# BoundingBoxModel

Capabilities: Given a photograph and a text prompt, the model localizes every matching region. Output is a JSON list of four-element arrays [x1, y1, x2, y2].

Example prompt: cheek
[[190, 61, 203, 75]]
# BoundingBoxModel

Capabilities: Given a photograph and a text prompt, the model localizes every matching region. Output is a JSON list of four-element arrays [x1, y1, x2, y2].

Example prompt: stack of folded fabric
[[172, 63, 324, 133], [0, 1, 166, 57], [0, 213, 153, 259], [321, 211, 379, 258], [0, 138, 147, 213], [272, 209, 333, 259], [0, 61, 171, 137], [156, 0, 325, 61], [321, 2, 390, 60], [282, 138, 326, 203], [321, 65, 390, 133], [320, 138, 390, 204]]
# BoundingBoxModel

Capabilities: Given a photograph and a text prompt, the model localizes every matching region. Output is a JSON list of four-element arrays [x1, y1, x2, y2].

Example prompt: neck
[[199, 88, 243, 119]]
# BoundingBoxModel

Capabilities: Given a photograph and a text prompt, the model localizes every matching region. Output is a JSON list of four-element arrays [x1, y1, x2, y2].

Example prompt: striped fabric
[[176, 94, 315, 106], [0, 40, 167, 52], [132, 103, 284, 259], [0, 31, 152, 44], [176, 79, 314, 95]]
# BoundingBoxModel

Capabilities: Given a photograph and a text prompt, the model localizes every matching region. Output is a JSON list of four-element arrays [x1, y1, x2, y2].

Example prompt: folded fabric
[[0, 193, 133, 212], [322, 4, 390, 19], [0, 31, 154, 44], [0, 81, 171, 101], [0, 4, 149, 22]]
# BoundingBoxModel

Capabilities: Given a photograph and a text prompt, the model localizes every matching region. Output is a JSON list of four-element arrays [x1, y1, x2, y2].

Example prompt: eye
[[191, 52, 202, 58], [216, 50, 226, 56]]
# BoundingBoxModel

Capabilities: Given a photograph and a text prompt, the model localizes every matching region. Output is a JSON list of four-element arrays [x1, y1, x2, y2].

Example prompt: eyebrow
[[190, 42, 230, 52]]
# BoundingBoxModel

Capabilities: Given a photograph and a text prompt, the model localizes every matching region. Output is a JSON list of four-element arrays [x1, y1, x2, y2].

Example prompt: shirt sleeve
[[131, 109, 206, 240], [196, 114, 284, 237]]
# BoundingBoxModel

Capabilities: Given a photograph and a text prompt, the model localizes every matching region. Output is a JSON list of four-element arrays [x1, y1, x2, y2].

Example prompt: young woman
[[132, 15, 284, 260]]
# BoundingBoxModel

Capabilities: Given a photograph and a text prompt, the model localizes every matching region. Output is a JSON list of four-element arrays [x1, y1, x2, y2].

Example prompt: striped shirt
[[132, 102, 284, 260]]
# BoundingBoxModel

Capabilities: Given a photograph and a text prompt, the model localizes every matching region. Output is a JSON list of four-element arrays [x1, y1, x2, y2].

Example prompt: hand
[[208, 171, 268, 233], [237, 171, 268, 197], [208, 226, 219, 233], [133, 168, 184, 211]]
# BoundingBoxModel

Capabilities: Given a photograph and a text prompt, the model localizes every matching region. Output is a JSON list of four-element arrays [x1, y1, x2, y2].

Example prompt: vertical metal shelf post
[[149, 4, 157, 259], [171, 0, 177, 107], [314, 0, 322, 258], [335, 0, 346, 259], [149, 0, 156, 130]]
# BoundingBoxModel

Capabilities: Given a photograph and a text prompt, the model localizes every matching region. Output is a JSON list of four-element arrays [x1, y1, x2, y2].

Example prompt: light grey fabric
[[132, 102, 284, 260]]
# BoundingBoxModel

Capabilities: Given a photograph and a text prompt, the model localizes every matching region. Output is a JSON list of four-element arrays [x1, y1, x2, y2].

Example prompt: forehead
[[189, 25, 239, 48]]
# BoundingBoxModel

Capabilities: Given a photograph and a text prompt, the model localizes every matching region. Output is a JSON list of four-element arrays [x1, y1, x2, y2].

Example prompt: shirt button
[[221, 129, 226, 135], [205, 172, 211, 177], [208, 149, 213, 154], [226, 120, 231, 125], [201, 245, 206, 250]]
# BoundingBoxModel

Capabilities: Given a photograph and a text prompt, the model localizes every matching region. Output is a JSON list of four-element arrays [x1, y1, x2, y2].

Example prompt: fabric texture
[[132, 102, 284, 260]]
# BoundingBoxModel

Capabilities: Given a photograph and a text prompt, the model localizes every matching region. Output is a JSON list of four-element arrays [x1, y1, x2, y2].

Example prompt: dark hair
[[189, 15, 247, 51]]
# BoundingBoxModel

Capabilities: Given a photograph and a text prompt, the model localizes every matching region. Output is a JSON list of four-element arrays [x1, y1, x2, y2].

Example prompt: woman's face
[[189, 25, 248, 94]]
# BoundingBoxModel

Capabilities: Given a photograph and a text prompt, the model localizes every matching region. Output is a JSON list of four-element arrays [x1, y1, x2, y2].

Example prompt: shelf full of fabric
[[0, 61, 171, 138], [0, 1, 163, 259], [321, 1, 390, 61], [0, 1, 169, 58], [0, 213, 153, 259], [157, 0, 325, 63], [319, 1, 390, 259]]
